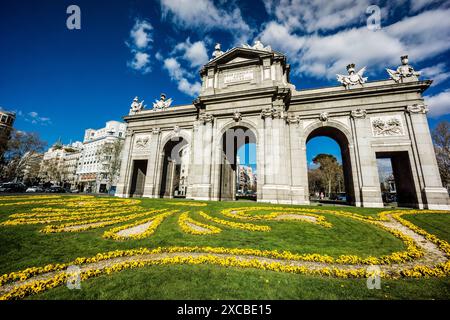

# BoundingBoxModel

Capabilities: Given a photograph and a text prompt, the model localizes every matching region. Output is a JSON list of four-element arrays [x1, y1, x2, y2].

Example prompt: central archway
[[159, 137, 189, 198], [219, 126, 257, 201], [306, 125, 356, 205]]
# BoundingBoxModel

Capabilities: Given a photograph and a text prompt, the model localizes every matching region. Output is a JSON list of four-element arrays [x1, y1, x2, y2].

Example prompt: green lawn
[[1, 195, 449, 300], [402, 213, 450, 243], [30, 264, 450, 300]]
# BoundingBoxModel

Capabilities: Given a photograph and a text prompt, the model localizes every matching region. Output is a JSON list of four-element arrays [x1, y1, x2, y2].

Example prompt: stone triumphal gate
[[116, 42, 450, 210]]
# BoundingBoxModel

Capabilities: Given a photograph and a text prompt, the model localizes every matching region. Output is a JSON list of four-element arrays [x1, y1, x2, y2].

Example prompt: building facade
[[77, 121, 126, 193], [116, 43, 450, 210], [0, 109, 16, 160], [39, 141, 82, 188]]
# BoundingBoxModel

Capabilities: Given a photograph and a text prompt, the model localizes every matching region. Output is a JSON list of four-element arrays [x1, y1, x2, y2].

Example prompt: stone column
[[190, 113, 214, 200], [153, 150, 165, 197], [261, 108, 274, 186], [115, 128, 134, 198], [167, 160, 176, 198], [260, 97, 292, 204], [287, 115, 309, 204], [143, 128, 161, 198], [351, 109, 383, 208], [407, 104, 450, 210]]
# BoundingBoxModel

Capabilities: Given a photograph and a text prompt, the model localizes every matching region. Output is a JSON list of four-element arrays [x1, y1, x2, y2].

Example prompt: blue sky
[[1, 0, 449, 167]]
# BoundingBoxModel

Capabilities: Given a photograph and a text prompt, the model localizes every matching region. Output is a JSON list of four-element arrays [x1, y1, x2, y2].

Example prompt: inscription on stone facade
[[224, 69, 254, 84], [370, 115, 404, 137]]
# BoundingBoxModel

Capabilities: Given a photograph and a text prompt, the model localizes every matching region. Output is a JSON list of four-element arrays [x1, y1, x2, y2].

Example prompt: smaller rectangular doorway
[[376, 151, 418, 208], [129, 160, 148, 197]]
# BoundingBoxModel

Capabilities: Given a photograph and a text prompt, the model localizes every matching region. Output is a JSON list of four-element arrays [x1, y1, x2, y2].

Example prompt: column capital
[[198, 112, 214, 124], [125, 128, 134, 137], [286, 113, 301, 125], [407, 104, 429, 114], [261, 107, 287, 119], [350, 108, 367, 119]]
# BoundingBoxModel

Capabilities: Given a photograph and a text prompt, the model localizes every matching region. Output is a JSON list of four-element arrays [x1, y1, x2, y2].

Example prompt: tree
[[308, 168, 323, 196], [312, 154, 343, 197], [432, 121, 450, 190], [98, 139, 124, 191], [0, 130, 46, 182]]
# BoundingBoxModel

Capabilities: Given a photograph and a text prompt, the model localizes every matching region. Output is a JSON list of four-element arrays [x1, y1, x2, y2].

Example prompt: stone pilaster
[[143, 128, 161, 198], [259, 88, 292, 204], [189, 113, 214, 200], [351, 109, 384, 208], [287, 114, 309, 204], [407, 104, 450, 210], [115, 128, 134, 198]]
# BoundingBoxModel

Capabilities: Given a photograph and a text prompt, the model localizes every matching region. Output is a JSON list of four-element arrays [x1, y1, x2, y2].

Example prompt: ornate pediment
[[225, 56, 253, 65], [200, 43, 290, 95], [204, 46, 285, 69]]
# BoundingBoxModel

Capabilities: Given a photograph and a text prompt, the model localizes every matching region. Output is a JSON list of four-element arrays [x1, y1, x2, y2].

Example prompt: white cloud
[[127, 52, 151, 74], [160, 0, 251, 43], [410, 0, 449, 12], [425, 89, 450, 117], [259, 22, 305, 57], [257, 7, 450, 79], [164, 57, 185, 79], [26, 111, 51, 125], [262, 0, 372, 33], [126, 19, 153, 74], [155, 52, 164, 61], [163, 57, 201, 97], [173, 38, 209, 68], [129, 19, 153, 49], [420, 63, 450, 86]]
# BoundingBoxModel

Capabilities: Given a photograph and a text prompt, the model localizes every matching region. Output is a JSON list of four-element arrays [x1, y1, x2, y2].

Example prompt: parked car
[[382, 192, 397, 203], [26, 186, 45, 193], [336, 193, 347, 201], [0, 183, 26, 193], [45, 186, 66, 193], [69, 188, 80, 193]]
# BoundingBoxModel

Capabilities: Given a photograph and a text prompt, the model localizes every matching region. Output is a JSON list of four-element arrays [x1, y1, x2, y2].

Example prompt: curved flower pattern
[[178, 212, 222, 235], [1, 196, 450, 300]]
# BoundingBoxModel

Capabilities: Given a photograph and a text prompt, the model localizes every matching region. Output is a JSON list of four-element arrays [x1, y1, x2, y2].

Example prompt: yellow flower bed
[[103, 210, 177, 240], [178, 212, 222, 235], [0, 253, 381, 300], [42, 209, 168, 234], [221, 207, 332, 228], [1, 195, 450, 299], [2, 206, 147, 226], [198, 211, 271, 232], [167, 201, 208, 207]]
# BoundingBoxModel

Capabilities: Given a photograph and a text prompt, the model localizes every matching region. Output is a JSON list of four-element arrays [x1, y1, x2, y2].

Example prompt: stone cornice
[[196, 86, 282, 105], [290, 80, 432, 105], [123, 106, 197, 123]]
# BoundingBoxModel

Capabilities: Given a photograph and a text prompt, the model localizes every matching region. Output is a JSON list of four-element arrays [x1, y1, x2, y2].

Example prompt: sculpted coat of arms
[[371, 116, 404, 137], [135, 136, 150, 149]]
